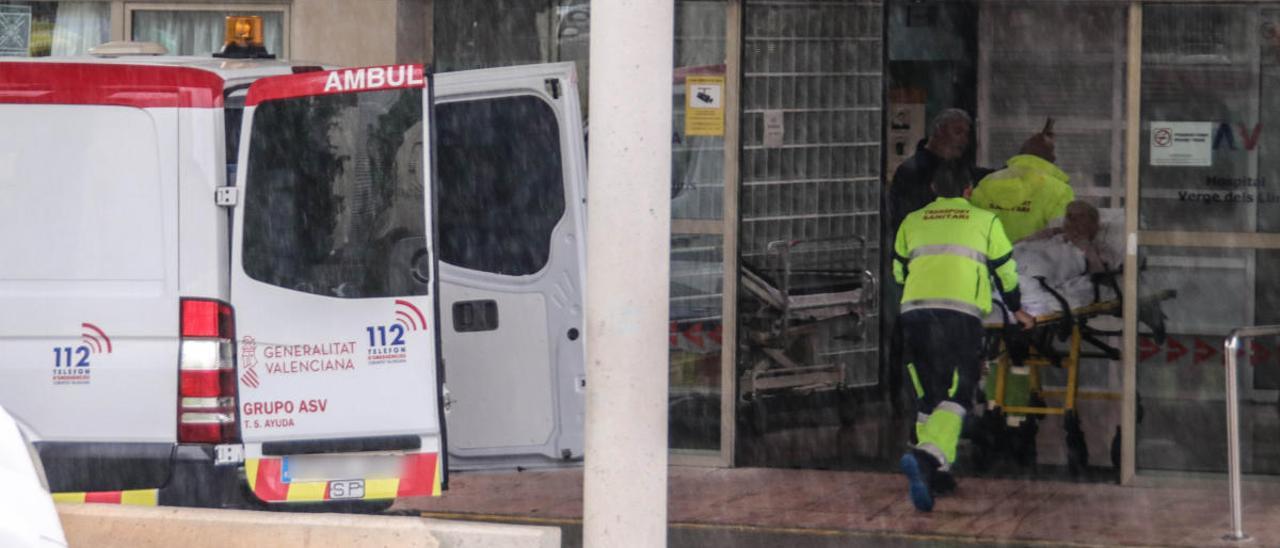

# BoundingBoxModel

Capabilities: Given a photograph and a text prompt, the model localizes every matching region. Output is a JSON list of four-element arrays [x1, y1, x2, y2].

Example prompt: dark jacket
[[888, 145, 943, 237], [887, 142, 995, 239]]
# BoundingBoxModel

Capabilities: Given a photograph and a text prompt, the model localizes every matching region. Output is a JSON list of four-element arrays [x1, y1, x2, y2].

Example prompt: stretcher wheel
[[1065, 410, 1089, 478], [1011, 417, 1038, 468], [1029, 392, 1047, 408], [968, 408, 1006, 472]]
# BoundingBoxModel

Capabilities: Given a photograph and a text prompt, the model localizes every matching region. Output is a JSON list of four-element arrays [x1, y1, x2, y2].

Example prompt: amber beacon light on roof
[[215, 15, 274, 59]]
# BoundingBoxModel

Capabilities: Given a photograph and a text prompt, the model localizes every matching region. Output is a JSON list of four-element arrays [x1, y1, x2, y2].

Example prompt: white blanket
[[988, 208, 1124, 321]]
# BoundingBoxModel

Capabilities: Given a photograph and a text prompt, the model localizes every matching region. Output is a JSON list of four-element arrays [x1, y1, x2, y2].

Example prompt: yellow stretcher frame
[[989, 323, 1120, 417], [982, 296, 1153, 416]]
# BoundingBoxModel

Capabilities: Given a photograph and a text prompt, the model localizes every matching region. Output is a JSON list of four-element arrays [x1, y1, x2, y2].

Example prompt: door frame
[[1121, 0, 1141, 486], [669, 0, 742, 468]]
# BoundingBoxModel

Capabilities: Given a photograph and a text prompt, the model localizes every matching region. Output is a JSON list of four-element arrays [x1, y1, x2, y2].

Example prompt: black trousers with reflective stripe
[[901, 308, 984, 415]]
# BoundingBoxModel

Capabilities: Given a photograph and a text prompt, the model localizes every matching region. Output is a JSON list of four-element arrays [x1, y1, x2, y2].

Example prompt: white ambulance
[[0, 23, 586, 510]]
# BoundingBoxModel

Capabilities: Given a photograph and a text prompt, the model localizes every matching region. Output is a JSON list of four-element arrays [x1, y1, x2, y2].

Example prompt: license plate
[[280, 454, 401, 483], [328, 479, 365, 500]]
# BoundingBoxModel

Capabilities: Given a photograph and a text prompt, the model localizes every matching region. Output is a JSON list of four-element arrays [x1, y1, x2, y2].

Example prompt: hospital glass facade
[[13, 0, 1280, 515]]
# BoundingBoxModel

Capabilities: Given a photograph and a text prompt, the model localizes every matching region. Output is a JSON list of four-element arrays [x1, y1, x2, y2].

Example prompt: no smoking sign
[[1150, 122, 1212, 166]]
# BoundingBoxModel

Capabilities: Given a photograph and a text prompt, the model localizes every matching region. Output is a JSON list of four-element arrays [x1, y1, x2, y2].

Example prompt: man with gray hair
[[887, 108, 977, 234]]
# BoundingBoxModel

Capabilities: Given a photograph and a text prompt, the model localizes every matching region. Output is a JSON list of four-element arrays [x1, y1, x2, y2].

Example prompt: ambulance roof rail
[[89, 41, 169, 57]]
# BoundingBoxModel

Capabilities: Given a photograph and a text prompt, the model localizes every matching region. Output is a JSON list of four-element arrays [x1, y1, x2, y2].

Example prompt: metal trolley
[[737, 237, 877, 432]]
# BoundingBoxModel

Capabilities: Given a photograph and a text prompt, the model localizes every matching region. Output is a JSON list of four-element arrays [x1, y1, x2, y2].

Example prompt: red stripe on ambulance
[[53, 489, 158, 505], [252, 458, 291, 501], [0, 63, 223, 108], [395, 453, 439, 497], [246, 65, 425, 106], [83, 491, 123, 504]]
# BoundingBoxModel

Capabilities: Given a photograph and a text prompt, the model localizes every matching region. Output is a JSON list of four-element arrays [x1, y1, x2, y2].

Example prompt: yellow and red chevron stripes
[[245, 452, 440, 503], [52, 488, 158, 505], [669, 320, 723, 353]]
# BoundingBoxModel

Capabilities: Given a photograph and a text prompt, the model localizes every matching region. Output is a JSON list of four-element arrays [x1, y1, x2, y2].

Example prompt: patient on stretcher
[[990, 201, 1124, 319]]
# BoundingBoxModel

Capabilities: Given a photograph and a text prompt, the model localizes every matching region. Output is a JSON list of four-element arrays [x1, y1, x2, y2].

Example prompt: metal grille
[[740, 0, 882, 387], [979, 2, 1127, 207]]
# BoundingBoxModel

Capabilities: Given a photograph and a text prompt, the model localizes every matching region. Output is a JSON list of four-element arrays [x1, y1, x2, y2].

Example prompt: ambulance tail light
[[178, 298, 240, 444]]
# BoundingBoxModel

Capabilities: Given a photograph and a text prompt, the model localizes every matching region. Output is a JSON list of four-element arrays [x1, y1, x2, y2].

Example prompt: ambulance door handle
[[410, 248, 431, 284]]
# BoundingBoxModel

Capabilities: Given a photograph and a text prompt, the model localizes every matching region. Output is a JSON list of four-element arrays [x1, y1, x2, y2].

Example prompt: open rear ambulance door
[[230, 65, 445, 504], [432, 63, 587, 468]]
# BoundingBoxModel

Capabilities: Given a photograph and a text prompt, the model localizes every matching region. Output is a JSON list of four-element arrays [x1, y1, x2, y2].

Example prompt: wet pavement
[[395, 466, 1280, 547]]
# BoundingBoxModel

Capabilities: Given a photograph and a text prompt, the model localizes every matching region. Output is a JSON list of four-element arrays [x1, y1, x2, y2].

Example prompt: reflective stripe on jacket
[[969, 154, 1073, 243], [893, 197, 1020, 318]]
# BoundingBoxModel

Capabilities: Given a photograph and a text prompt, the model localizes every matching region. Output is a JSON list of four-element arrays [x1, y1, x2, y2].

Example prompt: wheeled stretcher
[[979, 269, 1175, 474]]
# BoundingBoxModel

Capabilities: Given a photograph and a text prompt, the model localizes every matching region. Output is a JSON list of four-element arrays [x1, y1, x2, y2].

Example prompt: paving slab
[[395, 466, 1280, 547], [57, 503, 559, 548]]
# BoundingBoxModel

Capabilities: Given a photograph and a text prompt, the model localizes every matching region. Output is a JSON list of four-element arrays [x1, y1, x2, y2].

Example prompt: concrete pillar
[[583, 1, 673, 547]]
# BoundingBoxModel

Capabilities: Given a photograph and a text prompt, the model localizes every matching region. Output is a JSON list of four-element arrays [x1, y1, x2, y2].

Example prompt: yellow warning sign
[[685, 76, 725, 137]]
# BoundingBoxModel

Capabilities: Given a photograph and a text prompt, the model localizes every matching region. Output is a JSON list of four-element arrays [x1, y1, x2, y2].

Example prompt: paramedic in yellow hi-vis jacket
[[894, 162, 1035, 512], [970, 129, 1074, 243]]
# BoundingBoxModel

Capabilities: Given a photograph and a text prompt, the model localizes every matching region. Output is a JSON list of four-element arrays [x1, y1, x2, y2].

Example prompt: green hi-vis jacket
[[969, 154, 1074, 243], [893, 197, 1022, 318]]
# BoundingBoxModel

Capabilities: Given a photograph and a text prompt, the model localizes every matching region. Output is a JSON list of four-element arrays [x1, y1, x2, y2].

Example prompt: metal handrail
[[1222, 325, 1280, 542]]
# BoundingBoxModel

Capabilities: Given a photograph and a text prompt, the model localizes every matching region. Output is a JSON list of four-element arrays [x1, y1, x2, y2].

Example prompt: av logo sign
[[1213, 122, 1264, 151]]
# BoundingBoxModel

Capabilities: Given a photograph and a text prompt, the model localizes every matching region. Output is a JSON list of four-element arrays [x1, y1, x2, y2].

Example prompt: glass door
[[1134, 3, 1280, 477], [669, 0, 736, 464]]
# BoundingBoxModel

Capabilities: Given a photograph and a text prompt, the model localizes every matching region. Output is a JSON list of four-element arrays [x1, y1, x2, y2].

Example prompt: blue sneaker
[[900, 451, 935, 512]]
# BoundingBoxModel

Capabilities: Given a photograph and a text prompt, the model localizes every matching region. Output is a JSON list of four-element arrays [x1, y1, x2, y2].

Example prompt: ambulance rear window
[[435, 95, 565, 276], [241, 88, 427, 299]]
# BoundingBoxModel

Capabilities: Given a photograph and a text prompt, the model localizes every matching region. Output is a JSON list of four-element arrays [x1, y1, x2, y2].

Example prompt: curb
[[57, 504, 560, 548]]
